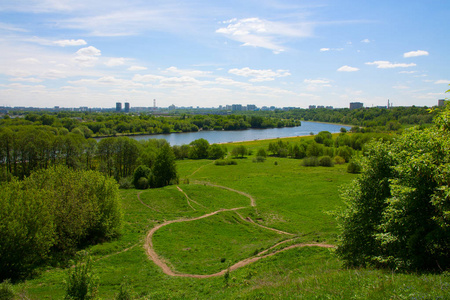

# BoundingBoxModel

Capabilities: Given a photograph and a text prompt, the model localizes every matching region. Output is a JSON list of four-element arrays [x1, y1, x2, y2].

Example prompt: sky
[[0, 0, 449, 109]]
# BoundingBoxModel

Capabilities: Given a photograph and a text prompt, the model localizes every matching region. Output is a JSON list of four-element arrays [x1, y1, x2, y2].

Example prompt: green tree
[[207, 144, 227, 159], [189, 138, 210, 159], [337, 104, 450, 270], [153, 144, 177, 188]]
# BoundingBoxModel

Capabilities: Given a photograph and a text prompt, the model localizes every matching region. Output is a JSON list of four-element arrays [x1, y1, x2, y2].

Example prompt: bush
[[214, 159, 237, 166], [302, 156, 319, 167], [0, 280, 15, 300], [319, 156, 334, 167], [136, 177, 149, 189], [115, 279, 133, 300], [347, 161, 362, 173], [118, 176, 133, 189], [256, 148, 267, 157], [252, 156, 266, 163], [132, 165, 151, 189], [0, 166, 123, 281], [333, 156, 346, 165], [65, 252, 98, 300]]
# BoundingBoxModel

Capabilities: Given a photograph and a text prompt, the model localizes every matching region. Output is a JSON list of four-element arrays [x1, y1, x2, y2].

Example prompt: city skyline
[[1, 0, 449, 109]]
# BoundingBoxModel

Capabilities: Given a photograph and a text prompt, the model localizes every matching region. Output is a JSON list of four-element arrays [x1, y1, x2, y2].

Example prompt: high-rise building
[[438, 99, 446, 107], [124, 102, 130, 112], [116, 102, 122, 112], [309, 105, 316, 109], [247, 104, 257, 111], [349, 102, 364, 110], [232, 104, 242, 111]]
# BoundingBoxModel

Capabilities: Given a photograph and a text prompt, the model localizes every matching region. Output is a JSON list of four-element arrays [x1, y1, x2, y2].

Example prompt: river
[[127, 121, 351, 146]]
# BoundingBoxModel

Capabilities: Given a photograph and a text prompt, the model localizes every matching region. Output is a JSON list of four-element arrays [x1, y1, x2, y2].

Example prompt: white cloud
[[366, 61, 416, 69], [228, 67, 290, 82], [399, 71, 417, 74], [337, 65, 359, 72], [17, 58, 41, 64], [160, 76, 201, 86], [404, 50, 429, 58], [393, 85, 409, 89], [105, 57, 126, 67], [74, 46, 101, 66], [435, 79, 450, 84], [304, 79, 330, 84], [320, 48, 330, 52], [133, 74, 165, 82], [128, 66, 147, 71], [163, 66, 211, 77], [216, 17, 313, 53], [53, 39, 87, 47], [361, 39, 371, 43], [9, 77, 43, 83]]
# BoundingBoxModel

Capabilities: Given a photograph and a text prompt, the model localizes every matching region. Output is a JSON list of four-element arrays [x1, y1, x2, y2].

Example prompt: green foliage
[[253, 156, 266, 163], [302, 156, 319, 167], [214, 159, 237, 166], [189, 138, 210, 159], [153, 144, 178, 188], [346, 160, 362, 173], [333, 156, 346, 165], [231, 145, 248, 158], [132, 165, 152, 189], [0, 280, 15, 300], [318, 156, 334, 167], [337, 105, 450, 270], [0, 179, 55, 280], [115, 279, 133, 300], [256, 148, 267, 157], [65, 252, 98, 300], [207, 144, 227, 160]]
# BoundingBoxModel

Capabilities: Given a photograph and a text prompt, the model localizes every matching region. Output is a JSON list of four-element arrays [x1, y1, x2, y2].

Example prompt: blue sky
[[0, 0, 449, 109]]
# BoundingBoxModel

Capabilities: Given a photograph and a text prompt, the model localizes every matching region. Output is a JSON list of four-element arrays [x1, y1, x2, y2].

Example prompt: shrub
[[115, 279, 133, 300], [319, 156, 334, 167], [334, 156, 346, 164], [347, 160, 362, 173], [118, 176, 133, 189], [0, 280, 15, 300], [132, 165, 151, 189], [214, 159, 237, 166], [136, 177, 149, 189], [65, 252, 98, 300], [256, 148, 267, 157], [252, 156, 266, 163], [302, 157, 319, 167]]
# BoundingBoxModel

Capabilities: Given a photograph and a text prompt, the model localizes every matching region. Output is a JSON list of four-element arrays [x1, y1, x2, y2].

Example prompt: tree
[[189, 138, 210, 159], [336, 104, 450, 271], [231, 145, 247, 158], [153, 144, 178, 188], [132, 165, 152, 189], [207, 144, 227, 160]]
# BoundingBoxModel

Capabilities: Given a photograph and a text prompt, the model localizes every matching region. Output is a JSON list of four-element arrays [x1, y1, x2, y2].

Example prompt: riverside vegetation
[[1, 103, 449, 299]]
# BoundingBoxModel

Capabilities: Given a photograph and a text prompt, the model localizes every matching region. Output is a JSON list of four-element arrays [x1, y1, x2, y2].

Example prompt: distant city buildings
[[231, 104, 242, 111], [124, 102, 130, 112], [438, 99, 447, 107], [350, 102, 364, 110], [116, 102, 122, 112]]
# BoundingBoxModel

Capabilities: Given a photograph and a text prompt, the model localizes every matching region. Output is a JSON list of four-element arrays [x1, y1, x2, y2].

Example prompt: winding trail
[[143, 181, 335, 278], [137, 191, 160, 212]]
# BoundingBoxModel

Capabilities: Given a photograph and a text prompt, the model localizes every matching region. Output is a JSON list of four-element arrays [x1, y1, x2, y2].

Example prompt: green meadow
[[16, 137, 450, 299]]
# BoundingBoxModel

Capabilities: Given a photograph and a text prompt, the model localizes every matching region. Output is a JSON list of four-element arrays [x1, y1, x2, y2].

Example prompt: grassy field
[[14, 137, 450, 299]]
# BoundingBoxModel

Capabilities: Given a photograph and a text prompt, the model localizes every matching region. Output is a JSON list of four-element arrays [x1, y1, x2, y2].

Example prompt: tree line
[[1, 111, 300, 137]]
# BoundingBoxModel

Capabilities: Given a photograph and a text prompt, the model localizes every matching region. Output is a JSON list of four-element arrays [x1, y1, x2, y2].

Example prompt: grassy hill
[[16, 139, 450, 299]]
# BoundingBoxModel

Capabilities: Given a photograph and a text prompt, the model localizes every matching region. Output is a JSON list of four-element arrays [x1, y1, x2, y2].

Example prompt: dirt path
[[144, 207, 247, 276], [176, 186, 206, 210], [144, 181, 336, 278], [137, 191, 160, 212], [192, 180, 256, 207]]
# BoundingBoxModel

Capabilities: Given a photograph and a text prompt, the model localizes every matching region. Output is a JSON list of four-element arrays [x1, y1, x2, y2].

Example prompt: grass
[[11, 136, 450, 299]]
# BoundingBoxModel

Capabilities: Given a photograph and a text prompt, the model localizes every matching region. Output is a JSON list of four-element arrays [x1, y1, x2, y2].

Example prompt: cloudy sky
[[1, 0, 449, 109]]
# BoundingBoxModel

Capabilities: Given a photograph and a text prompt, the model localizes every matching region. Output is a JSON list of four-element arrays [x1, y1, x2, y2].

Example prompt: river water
[[128, 121, 351, 146]]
